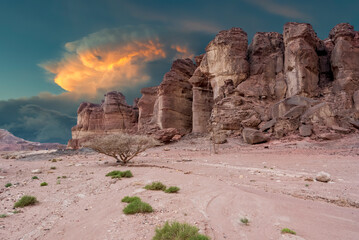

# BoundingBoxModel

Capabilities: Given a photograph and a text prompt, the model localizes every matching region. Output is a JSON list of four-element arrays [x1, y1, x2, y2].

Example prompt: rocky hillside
[[0, 129, 65, 151], [68, 22, 359, 148]]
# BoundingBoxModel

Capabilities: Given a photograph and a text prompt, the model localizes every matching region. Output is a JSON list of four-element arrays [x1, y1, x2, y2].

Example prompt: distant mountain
[[0, 129, 66, 151]]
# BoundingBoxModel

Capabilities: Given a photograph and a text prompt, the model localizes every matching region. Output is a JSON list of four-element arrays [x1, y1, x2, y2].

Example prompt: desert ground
[[0, 135, 359, 240]]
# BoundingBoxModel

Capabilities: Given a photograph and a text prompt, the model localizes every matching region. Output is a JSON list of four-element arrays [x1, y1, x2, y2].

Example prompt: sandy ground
[[0, 135, 359, 240]]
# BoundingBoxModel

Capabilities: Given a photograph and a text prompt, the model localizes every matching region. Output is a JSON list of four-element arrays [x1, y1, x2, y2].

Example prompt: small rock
[[315, 171, 331, 182], [299, 125, 312, 137], [31, 169, 42, 174], [0, 176, 5, 179]]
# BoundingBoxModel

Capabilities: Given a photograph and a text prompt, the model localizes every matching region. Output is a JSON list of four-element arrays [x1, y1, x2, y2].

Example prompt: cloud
[[171, 44, 195, 60], [243, 0, 311, 20], [0, 94, 78, 143], [41, 27, 168, 96], [41, 26, 197, 97]]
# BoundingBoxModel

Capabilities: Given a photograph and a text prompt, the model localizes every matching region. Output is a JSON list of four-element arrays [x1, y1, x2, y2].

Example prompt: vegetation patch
[[122, 196, 153, 215], [14, 195, 37, 208], [240, 217, 249, 225], [5, 183, 12, 188], [106, 170, 133, 179], [50, 166, 56, 170], [165, 186, 180, 193], [144, 182, 167, 191], [40, 182, 48, 186], [32, 176, 39, 180], [153, 221, 210, 240], [281, 228, 296, 235], [121, 196, 141, 203], [0, 214, 7, 218]]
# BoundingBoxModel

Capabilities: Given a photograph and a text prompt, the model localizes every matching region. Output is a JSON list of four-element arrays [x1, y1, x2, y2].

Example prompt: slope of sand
[[0, 135, 359, 240]]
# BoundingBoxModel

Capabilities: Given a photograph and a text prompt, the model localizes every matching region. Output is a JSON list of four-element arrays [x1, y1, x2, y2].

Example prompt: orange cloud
[[42, 31, 166, 96], [171, 44, 194, 60]]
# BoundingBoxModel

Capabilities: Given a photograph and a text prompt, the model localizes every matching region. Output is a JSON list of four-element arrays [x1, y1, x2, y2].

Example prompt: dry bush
[[83, 133, 160, 165]]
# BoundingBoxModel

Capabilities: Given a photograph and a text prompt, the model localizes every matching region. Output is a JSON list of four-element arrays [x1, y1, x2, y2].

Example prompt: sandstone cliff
[[69, 22, 359, 147]]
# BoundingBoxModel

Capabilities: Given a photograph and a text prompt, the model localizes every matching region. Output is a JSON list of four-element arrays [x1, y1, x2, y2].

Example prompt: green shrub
[[240, 217, 249, 225], [153, 221, 210, 240], [62, 176, 67, 179], [32, 176, 39, 180], [121, 196, 141, 203], [5, 183, 12, 188], [14, 195, 37, 208], [165, 186, 180, 193], [123, 200, 153, 215], [281, 228, 296, 235], [144, 182, 166, 191], [0, 214, 7, 218], [40, 182, 48, 186], [50, 166, 56, 170], [106, 170, 133, 179]]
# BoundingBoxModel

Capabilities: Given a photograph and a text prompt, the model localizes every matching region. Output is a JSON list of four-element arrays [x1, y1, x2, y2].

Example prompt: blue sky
[[0, 0, 357, 143]]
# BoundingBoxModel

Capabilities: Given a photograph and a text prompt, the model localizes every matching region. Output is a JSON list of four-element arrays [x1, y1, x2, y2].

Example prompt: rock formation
[[68, 22, 359, 147]]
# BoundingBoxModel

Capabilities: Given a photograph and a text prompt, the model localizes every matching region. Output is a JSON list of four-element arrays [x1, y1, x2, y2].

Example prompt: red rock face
[[283, 22, 320, 97], [68, 22, 359, 146], [70, 91, 138, 148], [154, 58, 196, 133]]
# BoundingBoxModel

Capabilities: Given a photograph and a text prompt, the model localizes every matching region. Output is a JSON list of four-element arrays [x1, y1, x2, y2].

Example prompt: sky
[[0, 0, 358, 144]]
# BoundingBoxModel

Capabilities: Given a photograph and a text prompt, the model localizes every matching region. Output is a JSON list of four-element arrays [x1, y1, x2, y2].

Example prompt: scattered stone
[[31, 169, 42, 174], [242, 128, 269, 144], [315, 171, 331, 182], [299, 125, 312, 137]]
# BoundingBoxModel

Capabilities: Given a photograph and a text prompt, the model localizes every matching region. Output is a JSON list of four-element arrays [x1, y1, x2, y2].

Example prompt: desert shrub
[[83, 133, 160, 165], [153, 221, 210, 240], [281, 228, 296, 235], [165, 186, 180, 193], [121, 196, 141, 203], [32, 176, 39, 180], [50, 166, 56, 170], [144, 182, 166, 191], [0, 214, 7, 218], [240, 217, 249, 225], [122, 197, 153, 215], [106, 170, 133, 179], [62, 176, 67, 179], [14, 195, 37, 208], [5, 183, 12, 188], [40, 182, 48, 186]]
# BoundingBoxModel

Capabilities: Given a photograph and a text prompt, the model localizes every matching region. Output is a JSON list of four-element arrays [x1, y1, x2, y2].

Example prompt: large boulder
[[242, 128, 269, 144], [283, 23, 320, 97]]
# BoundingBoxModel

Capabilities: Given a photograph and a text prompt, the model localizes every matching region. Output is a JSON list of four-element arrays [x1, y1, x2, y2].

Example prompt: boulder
[[299, 125, 312, 137], [283, 23, 320, 97], [152, 128, 180, 143], [315, 171, 331, 182], [242, 128, 269, 144]]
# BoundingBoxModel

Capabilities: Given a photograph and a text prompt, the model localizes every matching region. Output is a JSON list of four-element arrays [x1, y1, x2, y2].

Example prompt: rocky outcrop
[[153, 58, 196, 133], [330, 23, 359, 94], [197, 28, 249, 100], [68, 22, 359, 147], [69, 92, 138, 148], [137, 87, 158, 131], [283, 23, 320, 97], [238, 32, 285, 99]]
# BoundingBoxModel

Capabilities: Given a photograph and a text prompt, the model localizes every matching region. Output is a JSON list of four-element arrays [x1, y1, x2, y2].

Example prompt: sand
[[0, 135, 358, 240]]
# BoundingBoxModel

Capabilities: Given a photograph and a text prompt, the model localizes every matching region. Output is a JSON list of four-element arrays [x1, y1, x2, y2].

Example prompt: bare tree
[[83, 133, 160, 165]]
